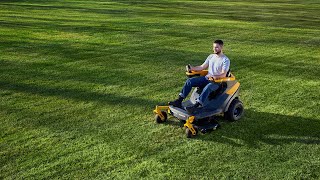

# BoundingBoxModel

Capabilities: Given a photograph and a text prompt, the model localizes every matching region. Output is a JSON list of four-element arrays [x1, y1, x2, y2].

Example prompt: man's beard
[[214, 50, 221, 54]]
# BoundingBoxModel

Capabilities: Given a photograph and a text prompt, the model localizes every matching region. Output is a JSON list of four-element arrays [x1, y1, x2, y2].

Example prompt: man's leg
[[169, 76, 209, 107], [198, 83, 220, 106], [179, 76, 209, 99], [185, 82, 219, 113]]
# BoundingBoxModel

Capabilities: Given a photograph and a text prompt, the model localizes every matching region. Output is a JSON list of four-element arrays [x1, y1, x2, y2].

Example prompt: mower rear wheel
[[225, 99, 244, 121], [155, 111, 167, 123]]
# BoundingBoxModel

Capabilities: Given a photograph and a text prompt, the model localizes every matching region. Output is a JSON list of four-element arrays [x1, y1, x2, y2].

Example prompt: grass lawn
[[1, 0, 320, 179]]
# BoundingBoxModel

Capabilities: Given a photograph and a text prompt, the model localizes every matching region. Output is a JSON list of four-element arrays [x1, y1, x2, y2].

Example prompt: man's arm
[[187, 54, 213, 72], [190, 64, 208, 71], [189, 55, 210, 71], [212, 69, 227, 79]]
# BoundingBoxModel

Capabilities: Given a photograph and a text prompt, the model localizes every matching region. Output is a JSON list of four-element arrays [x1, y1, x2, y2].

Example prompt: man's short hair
[[214, 40, 224, 46]]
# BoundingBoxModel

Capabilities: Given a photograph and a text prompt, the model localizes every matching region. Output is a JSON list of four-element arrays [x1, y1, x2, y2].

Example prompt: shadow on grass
[[0, 80, 159, 107], [190, 109, 320, 147], [1, 34, 318, 86], [159, 109, 320, 147]]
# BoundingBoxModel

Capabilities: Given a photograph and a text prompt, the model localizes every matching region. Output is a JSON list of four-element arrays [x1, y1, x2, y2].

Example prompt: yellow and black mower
[[153, 69, 244, 138]]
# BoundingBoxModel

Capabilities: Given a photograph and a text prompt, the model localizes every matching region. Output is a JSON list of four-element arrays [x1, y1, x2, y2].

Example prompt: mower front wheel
[[155, 111, 167, 123], [185, 126, 198, 138]]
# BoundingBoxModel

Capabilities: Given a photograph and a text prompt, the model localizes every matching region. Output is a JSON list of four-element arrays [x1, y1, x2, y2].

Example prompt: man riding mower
[[153, 40, 244, 138]]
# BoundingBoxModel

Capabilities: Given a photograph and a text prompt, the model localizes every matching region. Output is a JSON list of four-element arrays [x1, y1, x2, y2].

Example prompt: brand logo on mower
[[178, 113, 186, 118]]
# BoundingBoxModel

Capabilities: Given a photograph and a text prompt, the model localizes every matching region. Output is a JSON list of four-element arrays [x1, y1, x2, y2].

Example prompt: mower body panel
[[169, 79, 240, 121]]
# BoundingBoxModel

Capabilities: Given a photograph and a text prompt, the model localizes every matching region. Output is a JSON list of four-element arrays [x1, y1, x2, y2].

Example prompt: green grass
[[1, 0, 320, 179]]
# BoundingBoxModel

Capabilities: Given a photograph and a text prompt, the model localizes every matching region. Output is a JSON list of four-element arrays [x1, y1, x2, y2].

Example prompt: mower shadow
[[162, 109, 320, 147], [196, 109, 320, 147], [164, 117, 185, 127]]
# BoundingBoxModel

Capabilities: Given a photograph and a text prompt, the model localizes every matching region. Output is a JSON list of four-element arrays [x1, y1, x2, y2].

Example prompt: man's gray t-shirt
[[202, 54, 230, 78]]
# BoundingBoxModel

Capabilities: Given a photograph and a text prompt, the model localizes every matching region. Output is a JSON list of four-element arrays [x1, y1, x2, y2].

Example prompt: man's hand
[[208, 76, 216, 81], [208, 75, 222, 82], [186, 64, 192, 72], [207, 74, 213, 78]]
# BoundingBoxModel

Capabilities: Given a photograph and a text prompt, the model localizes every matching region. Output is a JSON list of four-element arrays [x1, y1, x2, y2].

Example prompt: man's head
[[213, 40, 224, 55]]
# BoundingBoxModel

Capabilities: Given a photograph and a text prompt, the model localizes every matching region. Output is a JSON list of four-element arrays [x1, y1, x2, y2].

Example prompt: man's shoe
[[168, 99, 182, 108], [169, 96, 184, 108]]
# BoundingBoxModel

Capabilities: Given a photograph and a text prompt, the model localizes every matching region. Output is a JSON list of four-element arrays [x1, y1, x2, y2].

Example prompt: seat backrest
[[226, 69, 231, 77]]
